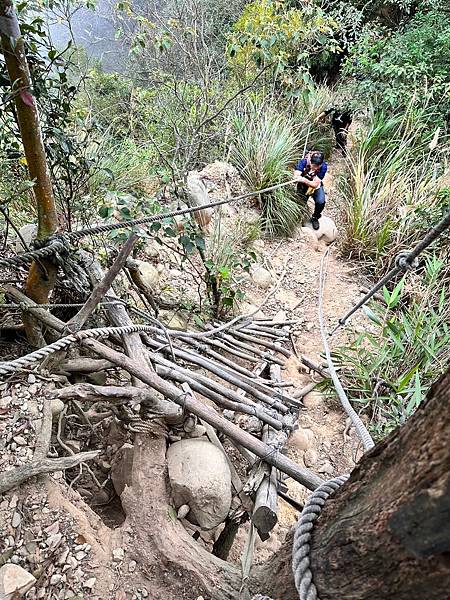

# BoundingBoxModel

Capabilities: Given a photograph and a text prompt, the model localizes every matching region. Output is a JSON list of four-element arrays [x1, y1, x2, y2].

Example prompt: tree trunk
[[247, 369, 450, 600], [308, 369, 450, 599], [0, 0, 59, 345]]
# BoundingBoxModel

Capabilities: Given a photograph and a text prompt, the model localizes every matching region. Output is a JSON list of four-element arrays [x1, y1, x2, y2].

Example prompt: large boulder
[[0, 564, 36, 599], [15, 224, 37, 253], [167, 438, 232, 530], [304, 216, 337, 244]]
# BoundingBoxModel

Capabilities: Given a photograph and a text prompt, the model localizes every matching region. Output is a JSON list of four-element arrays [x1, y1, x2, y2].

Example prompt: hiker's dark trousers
[[312, 185, 325, 219]]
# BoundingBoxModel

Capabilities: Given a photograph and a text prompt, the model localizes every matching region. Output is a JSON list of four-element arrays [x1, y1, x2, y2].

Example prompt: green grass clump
[[231, 104, 306, 237]]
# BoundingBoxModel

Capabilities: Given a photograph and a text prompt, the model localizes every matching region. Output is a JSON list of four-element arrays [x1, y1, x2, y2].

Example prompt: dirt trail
[[240, 150, 370, 554]]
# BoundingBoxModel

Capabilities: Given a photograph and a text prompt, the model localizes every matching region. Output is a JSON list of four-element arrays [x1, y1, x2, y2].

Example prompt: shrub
[[231, 104, 306, 236], [332, 255, 450, 438]]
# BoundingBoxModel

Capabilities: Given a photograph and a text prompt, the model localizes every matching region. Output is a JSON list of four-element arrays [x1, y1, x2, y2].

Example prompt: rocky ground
[[0, 150, 375, 599]]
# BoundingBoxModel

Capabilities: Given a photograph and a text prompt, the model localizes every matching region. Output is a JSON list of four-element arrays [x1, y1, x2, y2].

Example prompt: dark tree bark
[[308, 369, 450, 599]]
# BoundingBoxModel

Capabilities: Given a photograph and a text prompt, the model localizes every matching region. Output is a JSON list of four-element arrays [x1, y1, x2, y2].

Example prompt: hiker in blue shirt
[[293, 150, 328, 230]]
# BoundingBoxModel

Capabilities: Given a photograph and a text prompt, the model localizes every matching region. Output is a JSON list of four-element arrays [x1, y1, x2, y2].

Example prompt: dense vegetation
[[1, 0, 449, 437]]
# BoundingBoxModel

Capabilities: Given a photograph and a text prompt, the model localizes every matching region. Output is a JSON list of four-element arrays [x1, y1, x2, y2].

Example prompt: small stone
[[27, 374, 36, 384], [44, 522, 59, 536], [11, 512, 21, 528], [83, 577, 96, 589], [128, 560, 137, 573], [50, 399, 65, 417], [290, 428, 314, 452], [47, 533, 63, 549], [183, 416, 196, 433], [304, 449, 318, 468], [188, 425, 206, 438], [319, 461, 334, 476], [251, 266, 273, 289], [177, 504, 190, 519], [223, 410, 235, 421], [28, 384, 38, 395], [13, 436, 26, 446], [9, 495, 19, 509], [0, 396, 11, 409], [50, 574, 62, 585], [112, 548, 125, 562], [75, 551, 86, 561], [303, 391, 325, 409]]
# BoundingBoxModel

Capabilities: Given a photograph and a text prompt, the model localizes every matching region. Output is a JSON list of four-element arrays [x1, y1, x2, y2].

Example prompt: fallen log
[[65, 234, 137, 333], [215, 331, 285, 365], [300, 355, 330, 378], [146, 348, 290, 415], [83, 339, 324, 491], [56, 358, 114, 374], [155, 364, 284, 430], [228, 329, 291, 358]]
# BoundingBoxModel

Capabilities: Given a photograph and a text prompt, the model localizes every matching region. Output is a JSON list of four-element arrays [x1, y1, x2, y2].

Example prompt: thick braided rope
[[0, 324, 159, 377], [66, 180, 296, 240], [292, 475, 349, 600], [319, 249, 375, 452], [0, 240, 66, 269], [0, 301, 124, 311]]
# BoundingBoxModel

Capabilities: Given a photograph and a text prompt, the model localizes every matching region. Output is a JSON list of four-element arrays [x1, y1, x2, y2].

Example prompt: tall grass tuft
[[339, 103, 450, 275], [231, 104, 306, 237], [332, 255, 450, 439]]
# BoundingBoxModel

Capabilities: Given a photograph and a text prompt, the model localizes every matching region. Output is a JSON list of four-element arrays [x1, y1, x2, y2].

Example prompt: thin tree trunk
[[0, 0, 59, 345], [250, 368, 450, 599]]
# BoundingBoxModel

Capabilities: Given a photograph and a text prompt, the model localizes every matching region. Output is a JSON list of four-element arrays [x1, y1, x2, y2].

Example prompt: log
[[251, 364, 284, 539], [155, 364, 284, 430], [216, 331, 285, 365], [293, 381, 317, 399], [179, 333, 259, 363], [65, 234, 137, 333], [144, 334, 294, 409], [83, 338, 324, 491], [180, 336, 258, 378], [300, 355, 330, 378], [227, 329, 291, 358], [82, 252, 152, 383], [56, 358, 114, 374], [147, 348, 290, 415]]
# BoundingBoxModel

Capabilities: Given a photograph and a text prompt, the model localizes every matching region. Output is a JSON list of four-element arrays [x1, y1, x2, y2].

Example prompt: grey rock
[[15, 224, 37, 253], [0, 564, 36, 599], [304, 448, 318, 468], [11, 512, 21, 528], [188, 425, 207, 438], [304, 216, 337, 244], [50, 399, 65, 417], [290, 428, 314, 452], [111, 443, 134, 496], [167, 438, 232, 530], [251, 266, 273, 289]]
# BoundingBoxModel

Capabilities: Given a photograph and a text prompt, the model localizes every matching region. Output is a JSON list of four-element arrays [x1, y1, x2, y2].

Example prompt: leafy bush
[[343, 9, 450, 120], [231, 104, 306, 236], [333, 256, 450, 438], [227, 0, 339, 89]]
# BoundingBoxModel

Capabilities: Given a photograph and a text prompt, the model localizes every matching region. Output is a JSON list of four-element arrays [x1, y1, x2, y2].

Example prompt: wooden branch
[[215, 330, 285, 365], [293, 381, 317, 399], [82, 338, 324, 491], [65, 234, 138, 333], [301, 355, 330, 378], [226, 329, 291, 358], [155, 364, 283, 430], [55, 383, 183, 424], [56, 358, 114, 374], [81, 252, 152, 385], [0, 451, 100, 494], [143, 334, 292, 412]]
